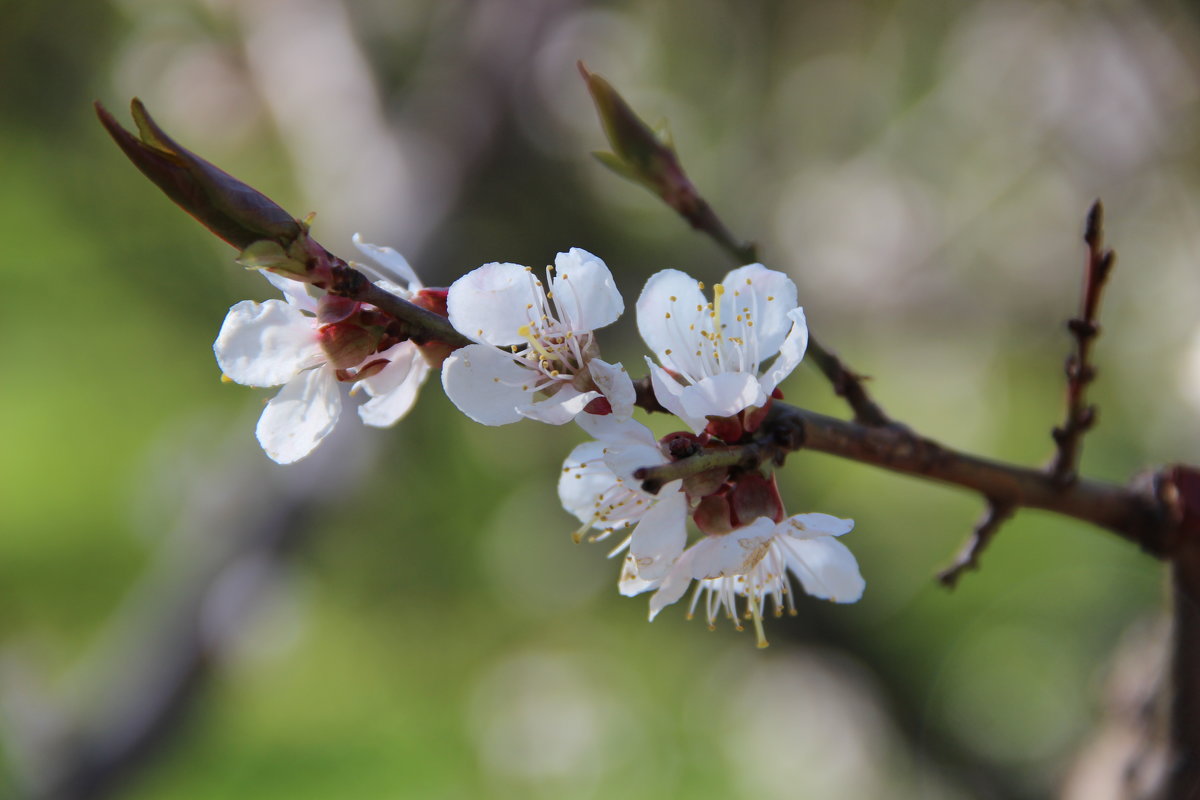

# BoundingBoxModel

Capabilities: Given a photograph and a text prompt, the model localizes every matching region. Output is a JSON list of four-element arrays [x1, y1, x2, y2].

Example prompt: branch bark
[[634, 397, 1171, 558]]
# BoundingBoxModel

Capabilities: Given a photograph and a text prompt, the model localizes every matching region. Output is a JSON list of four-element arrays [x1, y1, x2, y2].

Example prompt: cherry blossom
[[558, 416, 688, 582], [441, 248, 634, 426], [213, 238, 430, 464], [621, 512, 864, 648], [636, 264, 809, 432]]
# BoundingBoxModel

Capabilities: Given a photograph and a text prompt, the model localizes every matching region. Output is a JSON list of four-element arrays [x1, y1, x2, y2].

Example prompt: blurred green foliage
[[5, 1, 1200, 798]]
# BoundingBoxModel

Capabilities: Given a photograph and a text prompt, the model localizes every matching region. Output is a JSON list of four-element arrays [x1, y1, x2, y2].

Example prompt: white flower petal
[[558, 441, 615, 525], [687, 517, 777, 579], [778, 536, 865, 603], [647, 359, 706, 432], [628, 482, 687, 581], [518, 386, 598, 425], [636, 269, 708, 368], [575, 410, 654, 444], [263, 271, 318, 312], [447, 262, 545, 345], [440, 344, 534, 425], [352, 233, 421, 289], [355, 342, 431, 427], [718, 264, 797, 359], [214, 299, 323, 387], [620, 554, 659, 598], [648, 548, 699, 620], [601, 440, 668, 485], [760, 307, 809, 398], [779, 512, 854, 539], [550, 248, 623, 331], [587, 358, 636, 421], [678, 372, 765, 420], [256, 366, 342, 464]]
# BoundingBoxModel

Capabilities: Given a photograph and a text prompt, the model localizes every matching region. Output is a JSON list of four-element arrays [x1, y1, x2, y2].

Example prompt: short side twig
[[937, 500, 1018, 588], [805, 337, 893, 427], [1049, 199, 1115, 486]]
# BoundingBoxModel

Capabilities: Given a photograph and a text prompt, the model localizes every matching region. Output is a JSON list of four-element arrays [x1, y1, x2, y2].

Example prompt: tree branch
[[1049, 199, 1115, 486], [936, 500, 1018, 588], [633, 396, 1171, 557], [326, 262, 469, 348]]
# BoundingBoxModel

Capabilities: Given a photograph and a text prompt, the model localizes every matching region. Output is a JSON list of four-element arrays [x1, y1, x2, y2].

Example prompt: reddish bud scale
[[705, 399, 776, 443], [693, 491, 734, 536], [318, 294, 361, 325], [412, 288, 449, 318], [415, 340, 456, 369], [705, 415, 744, 443], [729, 472, 785, 525], [583, 397, 613, 415], [683, 466, 732, 503], [351, 358, 391, 381], [318, 321, 382, 370]]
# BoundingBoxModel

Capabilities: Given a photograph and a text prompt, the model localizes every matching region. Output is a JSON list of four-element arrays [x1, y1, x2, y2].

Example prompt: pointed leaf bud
[[96, 99, 303, 251], [579, 62, 681, 193]]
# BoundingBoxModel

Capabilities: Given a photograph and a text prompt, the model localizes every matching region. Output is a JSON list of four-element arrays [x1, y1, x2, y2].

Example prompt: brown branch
[[1169, 556, 1200, 800], [328, 263, 470, 348], [632, 396, 1172, 557], [937, 500, 1018, 587], [634, 444, 761, 495], [1162, 465, 1200, 800], [804, 337, 894, 427], [1049, 200, 1115, 486]]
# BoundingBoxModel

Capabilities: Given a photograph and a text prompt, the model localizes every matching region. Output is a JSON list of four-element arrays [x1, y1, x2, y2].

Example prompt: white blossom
[[636, 264, 809, 432], [623, 512, 864, 647], [441, 249, 634, 426], [558, 416, 687, 582], [213, 238, 430, 464]]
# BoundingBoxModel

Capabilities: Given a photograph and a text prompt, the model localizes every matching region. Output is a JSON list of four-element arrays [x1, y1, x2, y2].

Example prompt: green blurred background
[[5, 1, 1200, 798]]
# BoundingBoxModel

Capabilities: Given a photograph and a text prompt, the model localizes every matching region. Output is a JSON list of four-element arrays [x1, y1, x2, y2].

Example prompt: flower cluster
[[214, 236, 433, 463], [215, 241, 863, 645]]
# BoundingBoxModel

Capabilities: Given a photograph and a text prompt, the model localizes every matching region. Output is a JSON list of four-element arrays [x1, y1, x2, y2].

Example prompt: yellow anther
[[518, 323, 556, 362]]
